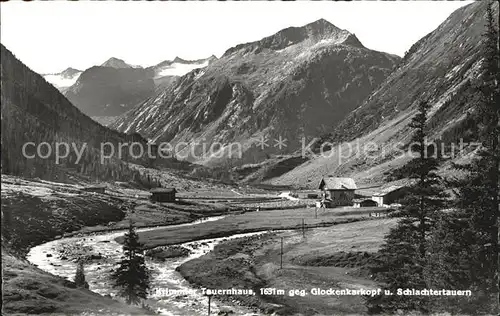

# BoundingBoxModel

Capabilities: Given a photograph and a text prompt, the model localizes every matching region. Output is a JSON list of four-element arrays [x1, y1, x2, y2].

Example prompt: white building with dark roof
[[318, 176, 357, 207]]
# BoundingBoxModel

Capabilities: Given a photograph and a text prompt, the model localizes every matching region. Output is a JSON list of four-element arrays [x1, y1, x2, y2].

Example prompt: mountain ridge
[[63, 65, 156, 117], [223, 18, 364, 57], [111, 18, 400, 166], [58, 55, 216, 118]]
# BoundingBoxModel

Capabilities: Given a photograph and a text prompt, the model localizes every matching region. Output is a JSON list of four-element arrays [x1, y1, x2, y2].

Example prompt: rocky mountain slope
[[267, 1, 497, 188], [64, 65, 156, 117], [111, 19, 400, 166], [62, 56, 216, 119], [42, 67, 82, 92]]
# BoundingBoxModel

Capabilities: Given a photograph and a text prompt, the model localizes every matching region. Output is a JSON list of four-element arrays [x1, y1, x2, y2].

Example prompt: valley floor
[[176, 218, 397, 316], [131, 207, 385, 249], [2, 172, 394, 315]]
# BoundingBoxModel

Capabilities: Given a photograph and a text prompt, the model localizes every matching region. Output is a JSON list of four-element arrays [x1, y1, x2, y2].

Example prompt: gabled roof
[[372, 185, 407, 196], [150, 188, 177, 193], [372, 179, 414, 196], [318, 177, 357, 190]]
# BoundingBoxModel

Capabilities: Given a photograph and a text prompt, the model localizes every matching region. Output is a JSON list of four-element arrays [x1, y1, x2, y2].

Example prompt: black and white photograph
[[1, 0, 499, 315]]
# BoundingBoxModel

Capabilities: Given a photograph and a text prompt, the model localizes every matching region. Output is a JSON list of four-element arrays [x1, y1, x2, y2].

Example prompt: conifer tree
[[366, 101, 447, 313], [425, 3, 499, 312], [482, 2, 500, 307], [111, 220, 150, 305], [402, 101, 448, 257], [74, 260, 89, 289]]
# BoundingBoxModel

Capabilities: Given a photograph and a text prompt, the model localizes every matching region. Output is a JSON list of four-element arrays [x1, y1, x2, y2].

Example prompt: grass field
[[130, 207, 384, 249], [178, 218, 398, 315]]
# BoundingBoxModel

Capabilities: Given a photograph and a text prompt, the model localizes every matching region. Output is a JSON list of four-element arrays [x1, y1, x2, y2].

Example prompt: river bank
[[3, 174, 392, 315], [26, 221, 266, 316], [0, 175, 232, 315], [21, 206, 378, 315], [1, 176, 147, 315]]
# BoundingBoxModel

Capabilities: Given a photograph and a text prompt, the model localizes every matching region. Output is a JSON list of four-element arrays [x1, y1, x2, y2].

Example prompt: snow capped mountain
[[151, 55, 217, 78], [55, 55, 216, 118], [43, 67, 82, 90]]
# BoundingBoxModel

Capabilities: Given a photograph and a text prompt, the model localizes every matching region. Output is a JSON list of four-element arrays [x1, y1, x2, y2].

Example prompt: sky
[[1, 1, 474, 75]]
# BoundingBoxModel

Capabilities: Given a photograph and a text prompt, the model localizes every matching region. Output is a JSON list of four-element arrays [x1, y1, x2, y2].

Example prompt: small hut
[[150, 188, 177, 202], [372, 185, 410, 207]]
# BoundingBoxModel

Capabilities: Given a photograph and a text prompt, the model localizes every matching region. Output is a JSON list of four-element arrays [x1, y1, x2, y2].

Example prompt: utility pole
[[496, 0, 500, 309], [207, 295, 212, 315], [315, 207, 318, 219], [280, 237, 283, 269], [493, 0, 500, 309], [302, 218, 305, 238]]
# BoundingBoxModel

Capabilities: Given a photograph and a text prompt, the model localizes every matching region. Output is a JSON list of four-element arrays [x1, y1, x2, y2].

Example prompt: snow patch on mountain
[[44, 74, 80, 88], [156, 60, 210, 78], [43, 69, 82, 89]]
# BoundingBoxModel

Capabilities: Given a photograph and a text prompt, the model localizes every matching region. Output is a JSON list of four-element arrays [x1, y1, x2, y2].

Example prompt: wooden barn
[[318, 177, 357, 207], [360, 199, 378, 207], [150, 188, 177, 202], [372, 185, 409, 207]]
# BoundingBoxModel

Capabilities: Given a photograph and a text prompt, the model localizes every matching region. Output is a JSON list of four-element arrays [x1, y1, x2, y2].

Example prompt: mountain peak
[[101, 57, 132, 69], [305, 18, 336, 29], [223, 18, 363, 56], [61, 67, 81, 77], [173, 57, 188, 63], [300, 18, 359, 43]]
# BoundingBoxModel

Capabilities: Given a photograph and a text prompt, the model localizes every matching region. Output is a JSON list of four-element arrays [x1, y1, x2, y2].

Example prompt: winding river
[[27, 216, 265, 316]]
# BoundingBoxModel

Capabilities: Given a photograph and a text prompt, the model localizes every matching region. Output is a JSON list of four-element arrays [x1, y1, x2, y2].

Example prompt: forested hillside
[[0, 44, 160, 183]]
